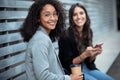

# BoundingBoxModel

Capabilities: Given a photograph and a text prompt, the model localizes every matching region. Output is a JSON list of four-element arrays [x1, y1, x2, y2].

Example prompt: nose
[[77, 14, 81, 19], [50, 15, 55, 20]]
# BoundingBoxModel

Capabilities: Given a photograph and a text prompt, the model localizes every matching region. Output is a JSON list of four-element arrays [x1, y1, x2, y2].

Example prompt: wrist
[[83, 52, 88, 58], [79, 53, 87, 61], [79, 55, 83, 61]]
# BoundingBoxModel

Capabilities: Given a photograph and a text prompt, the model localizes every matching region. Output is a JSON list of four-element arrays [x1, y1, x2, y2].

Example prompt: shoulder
[[28, 30, 51, 47], [33, 31, 50, 41], [58, 29, 75, 45]]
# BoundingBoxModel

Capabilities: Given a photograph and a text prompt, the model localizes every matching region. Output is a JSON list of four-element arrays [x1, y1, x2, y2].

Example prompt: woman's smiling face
[[40, 4, 58, 33], [73, 6, 86, 31]]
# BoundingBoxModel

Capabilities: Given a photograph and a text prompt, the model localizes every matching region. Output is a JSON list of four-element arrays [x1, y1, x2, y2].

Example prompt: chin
[[51, 27, 56, 30]]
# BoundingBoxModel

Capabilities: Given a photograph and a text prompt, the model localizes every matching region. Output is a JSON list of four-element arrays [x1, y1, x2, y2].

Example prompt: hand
[[84, 46, 96, 57], [94, 43, 103, 55], [90, 48, 102, 58], [70, 74, 83, 80], [84, 46, 101, 57], [94, 43, 103, 48]]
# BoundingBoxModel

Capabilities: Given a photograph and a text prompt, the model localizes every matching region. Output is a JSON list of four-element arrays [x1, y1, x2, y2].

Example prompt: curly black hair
[[20, 0, 66, 42]]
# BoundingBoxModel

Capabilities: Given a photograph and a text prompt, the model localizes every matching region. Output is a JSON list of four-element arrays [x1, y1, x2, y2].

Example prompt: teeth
[[49, 22, 55, 25], [77, 19, 84, 23], [77, 21, 81, 23], [77, 20, 81, 22]]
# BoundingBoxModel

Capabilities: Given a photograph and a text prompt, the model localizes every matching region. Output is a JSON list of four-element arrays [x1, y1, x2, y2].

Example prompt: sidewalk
[[107, 52, 120, 80], [94, 31, 120, 73]]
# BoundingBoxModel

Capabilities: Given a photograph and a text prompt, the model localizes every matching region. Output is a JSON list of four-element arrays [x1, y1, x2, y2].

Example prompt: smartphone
[[94, 43, 104, 48]]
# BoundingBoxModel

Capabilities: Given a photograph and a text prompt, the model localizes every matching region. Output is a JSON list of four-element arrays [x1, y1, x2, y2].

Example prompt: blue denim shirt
[[25, 27, 70, 80]]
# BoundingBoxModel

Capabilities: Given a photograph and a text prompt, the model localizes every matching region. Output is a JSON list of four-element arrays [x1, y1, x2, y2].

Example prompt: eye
[[44, 13, 50, 17], [73, 13, 77, 16], [79, 12, 84, 15]]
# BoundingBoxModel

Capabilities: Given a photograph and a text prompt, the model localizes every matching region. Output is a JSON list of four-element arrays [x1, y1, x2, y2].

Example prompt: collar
[[37, 26, 48, 36]]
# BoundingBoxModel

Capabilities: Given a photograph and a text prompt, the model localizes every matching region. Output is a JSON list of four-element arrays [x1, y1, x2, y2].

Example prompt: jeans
[[82, 63, 114, 80]]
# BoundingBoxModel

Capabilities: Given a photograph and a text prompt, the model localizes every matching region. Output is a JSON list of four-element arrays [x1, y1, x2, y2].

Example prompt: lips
[[48, 22, 57, 26], [76, 21, 82, 24], [76, 18, 85, 24]]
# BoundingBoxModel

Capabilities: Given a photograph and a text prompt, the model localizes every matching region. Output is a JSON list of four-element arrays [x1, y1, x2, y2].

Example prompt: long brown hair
[[69, 3, 93, 53]]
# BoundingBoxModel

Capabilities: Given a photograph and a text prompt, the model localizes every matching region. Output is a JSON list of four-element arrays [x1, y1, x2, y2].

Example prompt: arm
[[72, 52, 87, 64], [72, 46, 99, 64]]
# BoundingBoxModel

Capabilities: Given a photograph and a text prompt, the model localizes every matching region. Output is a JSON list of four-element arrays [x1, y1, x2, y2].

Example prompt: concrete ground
[[93, 31, 120, 79], [107, 52, 120, 80]]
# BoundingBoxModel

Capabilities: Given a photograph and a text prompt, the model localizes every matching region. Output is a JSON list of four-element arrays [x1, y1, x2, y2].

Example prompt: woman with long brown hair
[[59, 3, 113, 80]]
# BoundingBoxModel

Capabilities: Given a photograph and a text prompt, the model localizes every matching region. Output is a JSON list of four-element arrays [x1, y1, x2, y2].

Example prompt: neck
[[77, 27, 82, 34]]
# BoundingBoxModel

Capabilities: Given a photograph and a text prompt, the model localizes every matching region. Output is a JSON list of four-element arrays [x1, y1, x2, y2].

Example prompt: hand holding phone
[[94, 43, 103, 55], [94, 43, 104, 48]]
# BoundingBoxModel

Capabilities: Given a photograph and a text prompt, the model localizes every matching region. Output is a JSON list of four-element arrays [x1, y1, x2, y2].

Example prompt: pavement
[[107, 52, 120, 80], [93, 30, 120, 79]]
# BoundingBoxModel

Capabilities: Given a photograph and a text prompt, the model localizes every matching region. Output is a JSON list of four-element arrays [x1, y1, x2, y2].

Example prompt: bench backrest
[[0, 0, 33, 80]]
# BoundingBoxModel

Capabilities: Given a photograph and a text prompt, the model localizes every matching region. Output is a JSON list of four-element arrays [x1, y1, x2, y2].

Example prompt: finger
[[92, 48, 99, 51], [79, 73, 84, 78], [77, 76, 83, 80]]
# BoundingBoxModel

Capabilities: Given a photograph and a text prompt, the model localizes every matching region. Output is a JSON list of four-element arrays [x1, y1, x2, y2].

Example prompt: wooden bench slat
[[0, 33, 23, 44], [0, 63, 25, 80], [61, 0, 83, 5], [0, 42, 27, 57], [0, 21, 23, 32], [13, 73, 26, 80], [0, 11, 28, 19], [0, 0, 33, 8], [0, 52, 25, 70]]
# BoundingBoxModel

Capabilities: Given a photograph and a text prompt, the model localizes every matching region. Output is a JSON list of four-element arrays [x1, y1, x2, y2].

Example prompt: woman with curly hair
[[59, 3, 113, 80], [20, 0, 83, 80]]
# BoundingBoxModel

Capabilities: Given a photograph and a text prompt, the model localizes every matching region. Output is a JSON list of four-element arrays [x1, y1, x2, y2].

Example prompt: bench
[[0, 0, 118, 80], [0, 0, 33, 79]]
